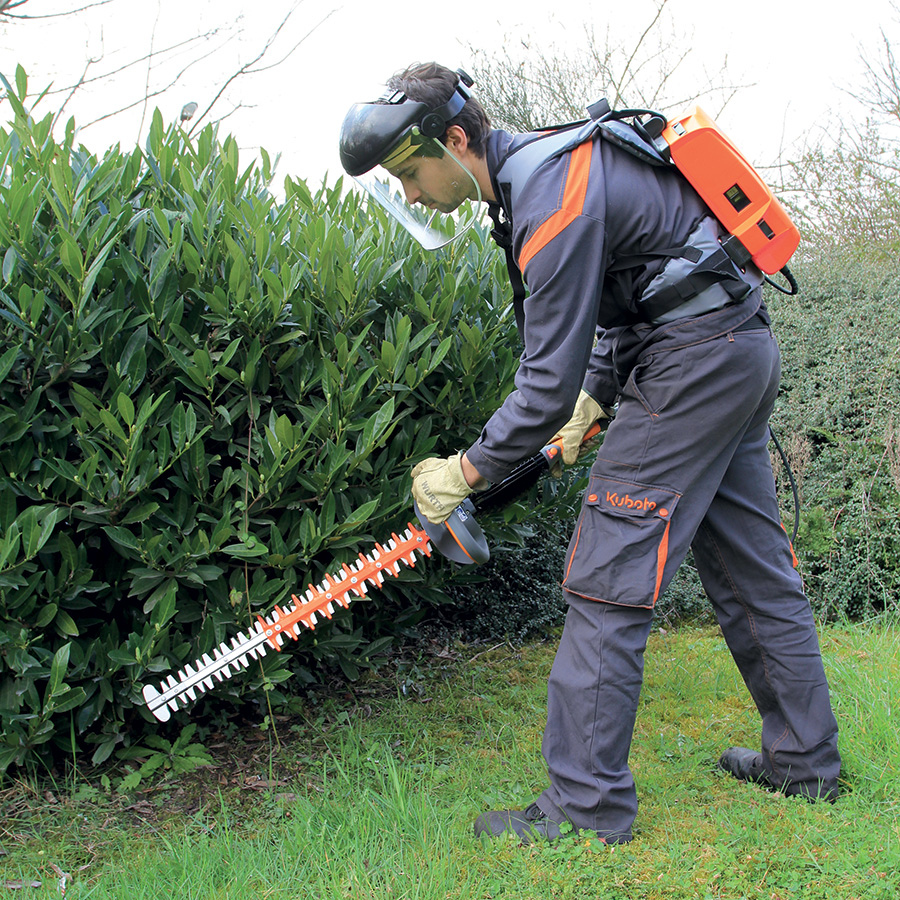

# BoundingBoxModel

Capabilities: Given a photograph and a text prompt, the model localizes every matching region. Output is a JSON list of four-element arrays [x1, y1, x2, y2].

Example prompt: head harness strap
[[381, 69, 473, 139]]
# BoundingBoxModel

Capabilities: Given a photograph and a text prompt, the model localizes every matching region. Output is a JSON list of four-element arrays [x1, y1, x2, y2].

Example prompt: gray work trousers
[[537, 317, 841, 842]]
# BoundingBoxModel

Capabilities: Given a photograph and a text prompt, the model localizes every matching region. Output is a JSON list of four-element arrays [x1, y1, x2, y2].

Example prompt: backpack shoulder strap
[[597, 119, 670, 167], [496, 122, 597, 209]]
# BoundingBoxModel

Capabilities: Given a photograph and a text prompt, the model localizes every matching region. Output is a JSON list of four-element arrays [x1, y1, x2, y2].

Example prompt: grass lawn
[[1, 621, 898, 899]]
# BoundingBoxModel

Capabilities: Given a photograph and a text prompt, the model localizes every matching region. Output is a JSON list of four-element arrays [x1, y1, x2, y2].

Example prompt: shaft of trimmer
[[471, 421, 604, 515]]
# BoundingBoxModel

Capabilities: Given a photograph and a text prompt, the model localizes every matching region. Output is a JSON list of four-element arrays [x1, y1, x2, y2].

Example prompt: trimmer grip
[[473, 418, 608, 515], [418, 418, 609, 566], [538, 420, 604, 468]]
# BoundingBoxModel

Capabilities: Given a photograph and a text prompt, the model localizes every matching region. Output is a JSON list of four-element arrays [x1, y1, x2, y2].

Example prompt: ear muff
[[420, 112, 447, 139], [418, 70, 472, 140]]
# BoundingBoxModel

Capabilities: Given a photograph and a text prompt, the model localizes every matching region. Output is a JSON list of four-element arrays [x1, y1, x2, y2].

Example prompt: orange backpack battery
[[659, 107, 799, 275]]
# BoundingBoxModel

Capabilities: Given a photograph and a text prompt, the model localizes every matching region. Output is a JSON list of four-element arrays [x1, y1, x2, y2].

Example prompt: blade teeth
[[146, 520, 434, 719]]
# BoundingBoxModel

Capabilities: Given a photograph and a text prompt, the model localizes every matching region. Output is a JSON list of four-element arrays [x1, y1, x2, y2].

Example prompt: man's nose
[[402, 180, 421, 204]]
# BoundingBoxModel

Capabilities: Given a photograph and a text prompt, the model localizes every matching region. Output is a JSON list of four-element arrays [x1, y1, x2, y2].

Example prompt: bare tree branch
[[187, 1, 336, 134], [609, 0, 671, 106], [80, 40, 228, 129], [1, 0, 115, 20], [849, 24, 900, 125], [50, 51, 100, 131], [137, 1, 163, 141], [38, 31, 228, 98]]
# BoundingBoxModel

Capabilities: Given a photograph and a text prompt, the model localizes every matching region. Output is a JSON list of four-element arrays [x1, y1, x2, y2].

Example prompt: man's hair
[[386, 62, 492, 158]]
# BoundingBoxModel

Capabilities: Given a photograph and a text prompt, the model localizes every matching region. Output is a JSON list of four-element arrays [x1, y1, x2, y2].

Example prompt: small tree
[[466, 0, 743, 133], [784, 3, 900, 263]]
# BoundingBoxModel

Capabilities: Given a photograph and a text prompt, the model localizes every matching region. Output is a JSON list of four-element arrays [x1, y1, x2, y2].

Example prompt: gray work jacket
[[464, 128, 762, 483]]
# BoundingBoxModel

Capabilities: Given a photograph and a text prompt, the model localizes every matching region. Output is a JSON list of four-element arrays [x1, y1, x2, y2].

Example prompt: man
[[339, 62, 841, 844]]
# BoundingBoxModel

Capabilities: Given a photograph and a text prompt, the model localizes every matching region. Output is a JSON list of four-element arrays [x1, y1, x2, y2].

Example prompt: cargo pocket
[[562, 474, 682, 608]]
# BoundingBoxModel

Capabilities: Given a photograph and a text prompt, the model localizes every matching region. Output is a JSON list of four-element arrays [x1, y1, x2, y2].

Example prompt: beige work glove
[[411, 452, 473, 524], [551, 390, 610, 474]]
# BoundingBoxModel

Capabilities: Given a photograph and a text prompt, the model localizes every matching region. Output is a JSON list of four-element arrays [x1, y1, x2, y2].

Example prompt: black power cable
[[765, 265, 799, 296], [769, 426, 801, 544]]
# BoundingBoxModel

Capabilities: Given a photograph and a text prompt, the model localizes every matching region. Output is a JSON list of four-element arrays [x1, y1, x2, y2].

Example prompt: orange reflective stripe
[[652, 520, 671, 605], [518, 140, 593, 272]]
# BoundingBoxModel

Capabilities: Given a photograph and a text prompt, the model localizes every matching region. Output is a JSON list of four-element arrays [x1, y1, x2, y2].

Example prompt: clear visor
[[352, 132, 483, 251]]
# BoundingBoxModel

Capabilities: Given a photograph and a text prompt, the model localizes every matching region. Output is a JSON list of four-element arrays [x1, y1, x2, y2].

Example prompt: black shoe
[[717, 746, 839, 803], [473, 802, 567, 844], [717, 746, 768, 785]]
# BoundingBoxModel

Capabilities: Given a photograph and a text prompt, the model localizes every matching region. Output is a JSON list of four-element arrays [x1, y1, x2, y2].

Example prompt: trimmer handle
[[417, 419, 607, 565], [472, 420, 605, 515]]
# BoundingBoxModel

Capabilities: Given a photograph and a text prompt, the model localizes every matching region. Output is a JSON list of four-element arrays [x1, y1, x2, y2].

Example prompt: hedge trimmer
[[141, 424, 603, 722]]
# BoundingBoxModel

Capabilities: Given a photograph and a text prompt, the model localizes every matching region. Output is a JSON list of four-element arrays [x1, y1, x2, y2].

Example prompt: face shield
[[353, 129, 483, 251]]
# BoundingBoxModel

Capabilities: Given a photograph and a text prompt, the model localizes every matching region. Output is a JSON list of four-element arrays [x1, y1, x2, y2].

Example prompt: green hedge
[[767, 251, 900, 620], [0, 70, 583, 774]]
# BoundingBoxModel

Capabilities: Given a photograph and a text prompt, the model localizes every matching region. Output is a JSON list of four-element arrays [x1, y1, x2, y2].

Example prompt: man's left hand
[[411, 452, 474, 524]]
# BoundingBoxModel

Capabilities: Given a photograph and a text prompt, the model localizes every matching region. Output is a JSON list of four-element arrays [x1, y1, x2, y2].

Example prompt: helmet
[[338, 69, 473, 176]]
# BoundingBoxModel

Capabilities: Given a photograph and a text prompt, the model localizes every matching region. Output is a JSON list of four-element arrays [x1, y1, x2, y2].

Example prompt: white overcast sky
[[1, 0, 896, 187]]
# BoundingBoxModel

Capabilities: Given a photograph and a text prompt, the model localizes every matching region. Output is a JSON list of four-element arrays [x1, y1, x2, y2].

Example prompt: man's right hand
[[552, 390, 610, 470]]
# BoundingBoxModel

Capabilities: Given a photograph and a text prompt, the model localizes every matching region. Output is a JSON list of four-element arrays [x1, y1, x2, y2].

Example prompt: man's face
[[386, 150, 475, 214]]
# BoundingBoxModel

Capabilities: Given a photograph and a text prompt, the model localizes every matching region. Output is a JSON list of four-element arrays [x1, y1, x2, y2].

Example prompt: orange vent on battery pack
[[660, 107, 800, 274]]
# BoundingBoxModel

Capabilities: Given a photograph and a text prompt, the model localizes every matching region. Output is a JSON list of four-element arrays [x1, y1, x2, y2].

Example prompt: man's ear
[[444, 125, 469, 154]]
